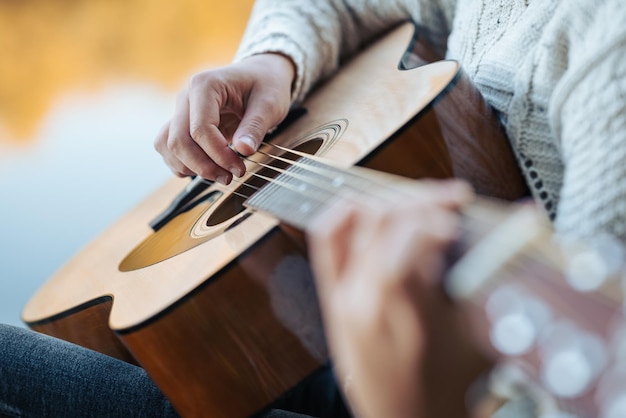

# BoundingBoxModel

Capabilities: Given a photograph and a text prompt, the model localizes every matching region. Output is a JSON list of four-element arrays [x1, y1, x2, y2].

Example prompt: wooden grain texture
[[30, 299, 136, 365]]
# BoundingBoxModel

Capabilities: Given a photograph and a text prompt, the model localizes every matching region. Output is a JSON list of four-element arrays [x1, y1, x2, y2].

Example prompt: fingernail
[[216, 175, 230, 186], [238, 135, 257, 151], [230, 167, 244, 178]]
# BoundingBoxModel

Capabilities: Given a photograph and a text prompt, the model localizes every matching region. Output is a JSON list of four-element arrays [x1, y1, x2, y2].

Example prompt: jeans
[[0, 324, 350, 418], [0, 324, 178, 417]]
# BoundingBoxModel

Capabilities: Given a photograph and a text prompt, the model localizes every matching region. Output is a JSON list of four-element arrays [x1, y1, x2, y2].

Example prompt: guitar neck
[[243, 149, 523, 252]]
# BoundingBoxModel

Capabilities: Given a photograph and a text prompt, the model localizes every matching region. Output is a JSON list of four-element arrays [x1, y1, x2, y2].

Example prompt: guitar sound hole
[[206, 138, 324, 227]]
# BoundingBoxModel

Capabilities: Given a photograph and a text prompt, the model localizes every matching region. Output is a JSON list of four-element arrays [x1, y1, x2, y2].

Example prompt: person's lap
[[0, 324, 349, 418], [0, 324, 178, 417]]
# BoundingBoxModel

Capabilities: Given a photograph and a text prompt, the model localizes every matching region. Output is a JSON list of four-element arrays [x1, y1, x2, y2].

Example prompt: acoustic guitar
[[21, 22, 547, 417]]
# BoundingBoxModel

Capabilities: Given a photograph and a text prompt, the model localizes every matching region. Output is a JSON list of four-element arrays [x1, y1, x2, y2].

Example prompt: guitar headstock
[[448, 199, 626, 418]]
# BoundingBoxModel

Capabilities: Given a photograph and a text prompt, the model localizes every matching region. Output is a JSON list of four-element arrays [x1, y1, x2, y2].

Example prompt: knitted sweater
[[235, 0, 626, 242]]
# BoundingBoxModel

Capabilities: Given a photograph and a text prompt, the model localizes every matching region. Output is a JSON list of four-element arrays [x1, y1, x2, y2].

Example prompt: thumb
[[232, 94, 289, 156]]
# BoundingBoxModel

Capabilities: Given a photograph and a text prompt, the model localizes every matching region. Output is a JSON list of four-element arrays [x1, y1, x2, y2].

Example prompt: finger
[[343, 200, 460, 291], [342, 203, 392, 273], [231, 89, 289, 155], [187, 76, 246, 179], [396, 179, 474, 209], [430, 179, 474, 207], [307, 199, 359, 300], [154, 121, 195, 177], [168, 89, 233, 183]]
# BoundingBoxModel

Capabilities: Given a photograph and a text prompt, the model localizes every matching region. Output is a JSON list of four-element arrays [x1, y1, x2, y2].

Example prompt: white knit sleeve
[[233, 0, 454, 104], [551, 33, 626, 241]]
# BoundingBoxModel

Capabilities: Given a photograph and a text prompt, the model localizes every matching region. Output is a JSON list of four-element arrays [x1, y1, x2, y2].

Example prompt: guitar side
[[22, 22, 528, 417]]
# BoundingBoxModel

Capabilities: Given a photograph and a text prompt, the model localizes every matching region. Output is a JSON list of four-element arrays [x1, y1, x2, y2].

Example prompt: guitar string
[[223, 141, 419, 211], [198, 147, 383, 212], [260, 142, 443, 201], [238, 144, 347, 197]]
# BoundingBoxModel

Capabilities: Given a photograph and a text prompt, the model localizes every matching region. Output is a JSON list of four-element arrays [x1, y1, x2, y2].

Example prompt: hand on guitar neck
[[306, 178, 490, 418], [305, 173, 626, 418]]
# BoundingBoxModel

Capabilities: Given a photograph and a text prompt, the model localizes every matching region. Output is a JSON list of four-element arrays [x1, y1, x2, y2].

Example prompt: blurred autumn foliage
[[0, 0, 255, 142]]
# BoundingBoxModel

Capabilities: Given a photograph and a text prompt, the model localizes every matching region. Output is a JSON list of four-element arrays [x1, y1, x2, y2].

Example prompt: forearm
[[234, 0, 453, 104]]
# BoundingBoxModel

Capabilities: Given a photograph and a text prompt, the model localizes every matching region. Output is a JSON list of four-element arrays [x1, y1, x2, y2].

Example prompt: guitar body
[[22, 23, 527, 417]]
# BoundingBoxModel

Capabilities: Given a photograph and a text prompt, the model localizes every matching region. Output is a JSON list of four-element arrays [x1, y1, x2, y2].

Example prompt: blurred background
[[0, 0, 255, 327]]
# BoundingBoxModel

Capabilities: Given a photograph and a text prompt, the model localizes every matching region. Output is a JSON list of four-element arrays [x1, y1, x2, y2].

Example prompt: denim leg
[[0, 324, 179, 418]]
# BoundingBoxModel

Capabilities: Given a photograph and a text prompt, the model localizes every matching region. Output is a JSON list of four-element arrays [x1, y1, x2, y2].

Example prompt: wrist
[[266, 52, 296, 84], [245, 52, 296, 94]]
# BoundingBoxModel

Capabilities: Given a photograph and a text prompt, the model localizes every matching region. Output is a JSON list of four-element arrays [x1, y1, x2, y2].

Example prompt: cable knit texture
[[234, 0, 626, 242]]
